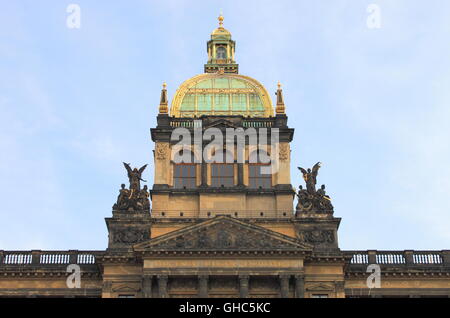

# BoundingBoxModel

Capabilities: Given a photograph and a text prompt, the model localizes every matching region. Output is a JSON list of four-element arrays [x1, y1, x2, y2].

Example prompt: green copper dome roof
[[170, 73, 274, 118]]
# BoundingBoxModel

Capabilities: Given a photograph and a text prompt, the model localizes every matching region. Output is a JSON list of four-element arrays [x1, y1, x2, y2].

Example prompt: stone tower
[[103, 14, 345, 298]]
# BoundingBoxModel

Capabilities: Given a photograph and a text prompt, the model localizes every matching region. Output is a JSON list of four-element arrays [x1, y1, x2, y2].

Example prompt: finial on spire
[[218, 11, 224, 28], [159, 82, 168, 114], [275, 82, 285, 114]]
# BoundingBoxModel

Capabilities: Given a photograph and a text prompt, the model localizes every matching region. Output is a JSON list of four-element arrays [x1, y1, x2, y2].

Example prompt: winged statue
[[297, 162, 321, 194], [123, 162, 147, 192]]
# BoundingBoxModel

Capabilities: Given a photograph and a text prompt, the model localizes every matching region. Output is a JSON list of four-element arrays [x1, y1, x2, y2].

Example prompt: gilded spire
[[158, 82, 168, 114], [218, 12, 224, 28], [275, 81, 285, 114]]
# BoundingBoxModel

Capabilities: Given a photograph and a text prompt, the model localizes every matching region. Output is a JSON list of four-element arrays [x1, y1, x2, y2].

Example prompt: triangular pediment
[[204, 119, 238, 129], [112, 285, 139, 292], [134, 216, 312, 252], [306, 283, 334, 291]]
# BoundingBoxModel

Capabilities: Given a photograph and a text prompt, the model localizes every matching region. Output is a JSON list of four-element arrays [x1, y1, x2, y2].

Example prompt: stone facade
[[1, 15, 450, 298]]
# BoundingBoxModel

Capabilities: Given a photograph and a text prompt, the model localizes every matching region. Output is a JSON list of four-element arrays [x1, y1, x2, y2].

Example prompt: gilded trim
[[170, 73, 274, 118]]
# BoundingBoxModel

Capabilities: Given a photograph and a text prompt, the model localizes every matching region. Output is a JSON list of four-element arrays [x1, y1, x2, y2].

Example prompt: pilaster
[[239, 275, 249, 298]]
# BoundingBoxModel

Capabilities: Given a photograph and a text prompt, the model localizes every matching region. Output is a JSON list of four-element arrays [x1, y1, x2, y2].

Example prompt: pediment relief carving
[[204, 119, 238, 129], [306, 283, 334, 291], [111, 284, 140, 292], [134, 216, 312, 251]]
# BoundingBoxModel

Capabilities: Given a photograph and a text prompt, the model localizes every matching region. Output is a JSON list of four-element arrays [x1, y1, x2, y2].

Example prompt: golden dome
[[170, 73, 274, 118], [211, 27, 231, 37]]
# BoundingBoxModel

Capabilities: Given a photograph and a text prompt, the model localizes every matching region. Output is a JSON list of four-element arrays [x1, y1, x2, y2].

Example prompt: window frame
[[173, 163, 197, 189], [211, 163, 234, 187], [248, 163, 272, 189], [216, 46, 227, 59]]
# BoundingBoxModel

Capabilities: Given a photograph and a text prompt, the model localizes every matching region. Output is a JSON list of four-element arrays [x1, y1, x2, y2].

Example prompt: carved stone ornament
[[113, 228, 149, 244], [297, 229, 335, 244], [111, 284, 141, 293], [113, 184, 150, 213], [306, 283, 334, 291], [135, 216, 312, 251], [296, 187, 334, 214], [157, 225, 289, 250], [278, 143, 289, 161], [155, 143, 169, 160]]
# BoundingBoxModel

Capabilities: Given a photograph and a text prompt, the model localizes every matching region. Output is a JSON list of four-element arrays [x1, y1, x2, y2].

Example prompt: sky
[[0, 0, 449, 251]]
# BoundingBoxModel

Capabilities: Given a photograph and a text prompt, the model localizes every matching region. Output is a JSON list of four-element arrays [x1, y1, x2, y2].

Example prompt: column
[[198, 275, 209, 298], [239, 275, 249, 298], [335, 281, 345, 298], [201, 162, 208, 186], [237, 163, 244, 186], [294, 275, 305, 298], [142, 275, 153, 298], [279, 275, 290, 298], [102, 281, 112, 298], [158, 275, 168, 298]]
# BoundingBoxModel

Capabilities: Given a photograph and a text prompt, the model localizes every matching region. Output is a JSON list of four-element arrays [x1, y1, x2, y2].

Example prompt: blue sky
[[0, 0, 449, 251]]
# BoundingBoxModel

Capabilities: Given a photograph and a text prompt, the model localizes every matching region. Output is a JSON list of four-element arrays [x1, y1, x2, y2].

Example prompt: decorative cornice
[[345, 271, 450, 278], [0, 269, 101, 278], [136, 249, 309, 258], [97, 254, 141, 265]]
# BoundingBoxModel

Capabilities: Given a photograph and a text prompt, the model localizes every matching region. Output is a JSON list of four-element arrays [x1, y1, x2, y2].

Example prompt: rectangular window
[[180, 93, 195, 110], [197, 94, 212, 111], [249, 165, 272, 189], [311, 294, 328, 298], [174, 164, 196, 189], [211, 164, 234, 187], [248, 93, 264, 111], [214, 93, 230, 112], [232, 94, 247, 111]]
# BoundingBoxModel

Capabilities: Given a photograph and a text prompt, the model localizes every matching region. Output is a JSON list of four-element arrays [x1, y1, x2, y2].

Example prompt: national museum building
[[1, 16, 449, 298]]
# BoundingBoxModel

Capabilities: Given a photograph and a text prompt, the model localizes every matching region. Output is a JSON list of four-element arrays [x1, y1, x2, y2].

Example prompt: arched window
[[211, 150, 234, 187], [173, 151, 196, 189], [216, 46, 227, 59], [248, 150, 271, 189]]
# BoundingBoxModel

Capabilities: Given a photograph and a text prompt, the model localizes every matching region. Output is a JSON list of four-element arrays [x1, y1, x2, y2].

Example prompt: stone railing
[[242, 118, 275, 128], [169, 117, 277, 129], [0, 250, 104, 266], [169, 118, 202, 128], [344, 250, 450, 267]]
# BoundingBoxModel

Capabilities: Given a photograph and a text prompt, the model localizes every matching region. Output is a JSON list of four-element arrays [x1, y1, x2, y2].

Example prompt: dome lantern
[[168, 15, 275, 118], [204, 14, 238, 74]]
